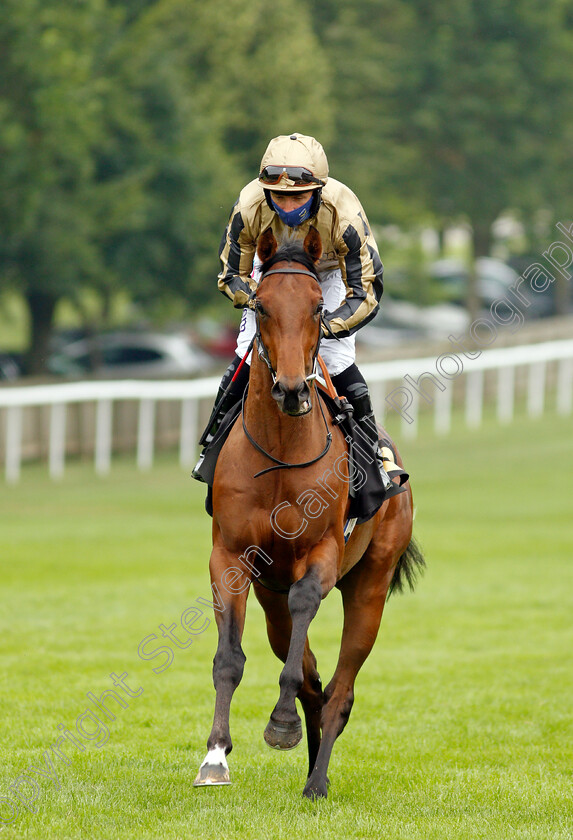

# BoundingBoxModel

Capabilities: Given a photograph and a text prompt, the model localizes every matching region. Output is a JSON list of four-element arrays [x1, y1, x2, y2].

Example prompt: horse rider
[[193, 132, 400, 494]]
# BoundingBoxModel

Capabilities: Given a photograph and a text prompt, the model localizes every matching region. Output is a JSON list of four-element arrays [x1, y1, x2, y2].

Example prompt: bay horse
[[194, 226, 424, 800]]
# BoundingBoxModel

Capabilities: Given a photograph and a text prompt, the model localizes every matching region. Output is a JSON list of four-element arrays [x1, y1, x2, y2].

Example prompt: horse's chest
[[216, 501, 334, 579]]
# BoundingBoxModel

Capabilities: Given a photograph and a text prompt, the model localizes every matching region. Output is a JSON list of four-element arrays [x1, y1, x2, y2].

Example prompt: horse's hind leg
[[194, 543, 250, 787], [253, 582, 324, 773], [303, 555, 394, 800]]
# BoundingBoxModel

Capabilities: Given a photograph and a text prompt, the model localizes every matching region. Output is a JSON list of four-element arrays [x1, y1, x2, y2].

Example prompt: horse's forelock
[[260, 243, 318, 279]]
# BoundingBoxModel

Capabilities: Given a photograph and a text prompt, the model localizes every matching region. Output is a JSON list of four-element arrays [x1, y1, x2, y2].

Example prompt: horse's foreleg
[[303, 559, 391, 800], [194, 545, 250, 787], [264, 564, 329, 752], [253, 583, 324, 774]]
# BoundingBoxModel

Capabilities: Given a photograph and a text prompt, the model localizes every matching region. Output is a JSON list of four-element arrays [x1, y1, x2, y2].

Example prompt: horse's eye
[[314, 303, 323, 318], [256, 301, 268, 318]]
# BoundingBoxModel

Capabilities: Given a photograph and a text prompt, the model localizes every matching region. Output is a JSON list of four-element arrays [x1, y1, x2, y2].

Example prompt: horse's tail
[[388, 536, 426, 596]]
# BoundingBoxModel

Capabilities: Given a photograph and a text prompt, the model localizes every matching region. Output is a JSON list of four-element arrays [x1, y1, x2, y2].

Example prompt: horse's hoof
[[302, 778, 328, 800], [193, 747, 231, 787], [263, 718, 303, 750], [193, 763, 231, 786]]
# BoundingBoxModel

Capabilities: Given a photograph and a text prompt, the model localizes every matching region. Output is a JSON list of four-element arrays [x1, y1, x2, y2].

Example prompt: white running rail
[[1, 340, 572, 483]]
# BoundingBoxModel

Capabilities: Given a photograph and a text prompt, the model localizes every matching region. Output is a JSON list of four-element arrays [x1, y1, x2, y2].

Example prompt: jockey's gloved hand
[[320, 313, 340, 340]]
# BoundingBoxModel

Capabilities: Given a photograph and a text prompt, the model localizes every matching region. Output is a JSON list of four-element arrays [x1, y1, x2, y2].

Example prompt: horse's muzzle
[[271, 379, 311, 416]]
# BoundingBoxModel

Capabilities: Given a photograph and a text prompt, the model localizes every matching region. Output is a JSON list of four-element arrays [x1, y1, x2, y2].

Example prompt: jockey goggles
[[259, 165, 325, 188]]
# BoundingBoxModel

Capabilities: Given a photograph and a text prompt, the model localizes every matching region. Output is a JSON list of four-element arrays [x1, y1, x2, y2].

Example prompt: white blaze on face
[[200, 746, 228, 770]]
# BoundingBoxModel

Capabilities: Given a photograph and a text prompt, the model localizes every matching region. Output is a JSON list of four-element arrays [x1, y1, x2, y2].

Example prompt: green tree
[[0, 0, 333, 374], [311, 0, 573, 314], [118, 0, 333, 288], [0, 0, 119, 371], [0, 0, 200, 372]]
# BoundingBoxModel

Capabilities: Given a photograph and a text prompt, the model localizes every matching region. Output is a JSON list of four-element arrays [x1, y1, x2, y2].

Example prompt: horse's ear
[[257, 227, 278, 264], [303, 226, 322, 264]]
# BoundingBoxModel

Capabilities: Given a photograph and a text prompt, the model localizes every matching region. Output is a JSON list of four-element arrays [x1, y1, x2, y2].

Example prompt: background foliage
[[1, 0, 572, 371]]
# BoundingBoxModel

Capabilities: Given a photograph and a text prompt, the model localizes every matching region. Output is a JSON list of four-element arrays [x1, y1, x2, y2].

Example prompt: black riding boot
[[192, 355, 250, 482], [331, 365, 395, 493]]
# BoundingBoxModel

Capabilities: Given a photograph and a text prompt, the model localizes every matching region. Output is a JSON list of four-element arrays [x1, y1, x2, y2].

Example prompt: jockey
[[193, 132, 398, 493]]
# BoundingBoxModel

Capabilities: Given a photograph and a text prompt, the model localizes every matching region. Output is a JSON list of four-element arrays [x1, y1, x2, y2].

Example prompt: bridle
[[243, 263, 333, 477], [250, 266, 324, 386]]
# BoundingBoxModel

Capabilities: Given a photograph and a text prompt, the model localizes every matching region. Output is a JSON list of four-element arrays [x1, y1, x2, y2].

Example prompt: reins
[[241, 387, 332, 478], [317, 356, 338, 400]]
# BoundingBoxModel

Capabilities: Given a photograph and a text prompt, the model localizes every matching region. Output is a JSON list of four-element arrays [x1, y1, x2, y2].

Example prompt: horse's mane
[[260, 241, 319, 279]]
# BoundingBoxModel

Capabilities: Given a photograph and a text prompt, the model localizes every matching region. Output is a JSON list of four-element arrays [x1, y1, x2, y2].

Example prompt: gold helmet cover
[[259, 133, 329, 192]]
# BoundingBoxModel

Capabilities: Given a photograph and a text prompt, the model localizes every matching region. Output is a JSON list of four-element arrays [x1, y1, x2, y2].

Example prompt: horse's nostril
[[271, 381, 286, 402]]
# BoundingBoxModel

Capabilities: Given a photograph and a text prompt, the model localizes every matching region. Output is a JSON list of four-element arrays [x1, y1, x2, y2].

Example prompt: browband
[[260, 267, 319, 281]]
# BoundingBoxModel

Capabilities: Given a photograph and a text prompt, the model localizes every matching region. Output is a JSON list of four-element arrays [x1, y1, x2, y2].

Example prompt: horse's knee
[[213, 645, 246, 690], [288, 574, 322, 619], [279, 668, 304, 698]]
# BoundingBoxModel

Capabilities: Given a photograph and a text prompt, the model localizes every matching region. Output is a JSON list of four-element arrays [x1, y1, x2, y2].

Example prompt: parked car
[[47, 331, 214, 378], [356, 297, 470, 348], [195, 319, 239, 360], [430, 257, 552, 318]]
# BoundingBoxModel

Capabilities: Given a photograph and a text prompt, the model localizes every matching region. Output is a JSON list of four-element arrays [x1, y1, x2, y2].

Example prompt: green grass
[[1, 412, 572, 839]]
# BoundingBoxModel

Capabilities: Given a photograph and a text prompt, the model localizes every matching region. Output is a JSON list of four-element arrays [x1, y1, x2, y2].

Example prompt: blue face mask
[[271, 194, 314, 228]]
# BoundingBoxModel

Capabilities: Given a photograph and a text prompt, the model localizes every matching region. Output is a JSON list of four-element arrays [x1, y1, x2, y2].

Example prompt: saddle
[[197, 387, 406, 523]]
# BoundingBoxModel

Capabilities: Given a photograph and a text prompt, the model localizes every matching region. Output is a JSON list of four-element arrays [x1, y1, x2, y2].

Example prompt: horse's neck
[[245, 354, 321, 457]]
